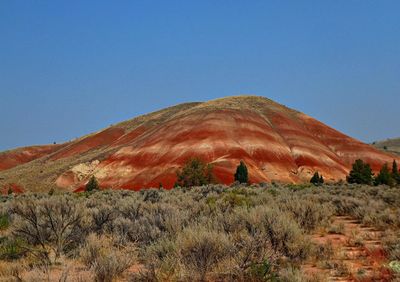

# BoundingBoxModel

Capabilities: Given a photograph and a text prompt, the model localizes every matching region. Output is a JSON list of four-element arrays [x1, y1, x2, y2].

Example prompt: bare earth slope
[[0, 144, 65, 171], [0, 96, 398, 192]]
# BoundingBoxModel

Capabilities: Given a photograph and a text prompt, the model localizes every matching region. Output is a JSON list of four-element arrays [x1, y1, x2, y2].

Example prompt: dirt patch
[[303, 216, 393, 281]]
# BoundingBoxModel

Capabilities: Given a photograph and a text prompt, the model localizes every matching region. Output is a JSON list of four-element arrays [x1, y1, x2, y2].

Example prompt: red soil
[[303, 216, 393, 281], [50, 128, 125, 160], [1, 96, 399, 191], [0, 144, 64, 171], [1, 183, 24, 195]]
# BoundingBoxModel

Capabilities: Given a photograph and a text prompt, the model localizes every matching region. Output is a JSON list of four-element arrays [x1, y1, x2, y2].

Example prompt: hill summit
[[0, 95, 398, 192]]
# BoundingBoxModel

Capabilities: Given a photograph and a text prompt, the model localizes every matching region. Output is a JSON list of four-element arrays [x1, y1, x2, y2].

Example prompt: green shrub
[[248, 259, 278, 281], [0, 237, 27, 260], [0, 214, 9, 230]]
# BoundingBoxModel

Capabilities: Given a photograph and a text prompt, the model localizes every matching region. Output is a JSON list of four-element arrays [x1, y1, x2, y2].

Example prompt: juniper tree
[[392, 160, 400, 184], [85, 176, 100, 192], [375, 163, 395, 186], [347, 159, 373, 185], [310, 171, 324, 185], [234, 160, 249, 184]]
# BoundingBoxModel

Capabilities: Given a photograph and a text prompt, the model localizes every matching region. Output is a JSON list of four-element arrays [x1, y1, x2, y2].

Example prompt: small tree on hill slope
[[234, 160, 249, 184], [310, 171, 324, 185], [175, 158, 215, 187], [392, 160, 400, 184], [85, 176, 100, 192], [375, 163, 395, 186], [347, 159, 373, 185]]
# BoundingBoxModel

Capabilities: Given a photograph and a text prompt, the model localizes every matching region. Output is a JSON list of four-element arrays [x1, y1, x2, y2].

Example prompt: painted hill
[[0, 96, 399, 192]]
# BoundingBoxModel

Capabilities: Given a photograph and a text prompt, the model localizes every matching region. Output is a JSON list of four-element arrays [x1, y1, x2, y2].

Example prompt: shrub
[[10, 195, 83, 263], [175, 158, 215, 187], [347, 159, 373, 185], [0, 214, 9, 230], [0, 237, 27, 260], [247, 259, 278, 281], [234, 160, 249, 184], [382, 232, 400, 260], [279, 196, 333, 233], [142, 238, 178, 281], [114, 201, 183, 244], [245, 206, 310, 261], [229, 230, 278, 278], [177, 226, 231, 281], [87, 203, 115, 234], [80, 233, 136, 282]]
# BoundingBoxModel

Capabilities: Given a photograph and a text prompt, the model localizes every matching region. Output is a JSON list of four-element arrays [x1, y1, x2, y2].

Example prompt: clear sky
[[1, 1, 399, 151]]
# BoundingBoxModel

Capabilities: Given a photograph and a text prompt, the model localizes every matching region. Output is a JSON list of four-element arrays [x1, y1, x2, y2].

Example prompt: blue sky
[[1, 1, 399, 151]]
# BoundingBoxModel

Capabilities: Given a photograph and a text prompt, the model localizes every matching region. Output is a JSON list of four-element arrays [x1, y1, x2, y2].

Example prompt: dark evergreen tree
[[392, 160, 400, 184], [175, 158, 215, 187], [234, 160, 249, 184], [310, 171, 324, 185], [85, 176, 100, 192], [347, 159, 373, 185], [375, 163, 395, 186]]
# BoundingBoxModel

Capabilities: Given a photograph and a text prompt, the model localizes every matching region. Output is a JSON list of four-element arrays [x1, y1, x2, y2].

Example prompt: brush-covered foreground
[[0, 184, 399, 281]]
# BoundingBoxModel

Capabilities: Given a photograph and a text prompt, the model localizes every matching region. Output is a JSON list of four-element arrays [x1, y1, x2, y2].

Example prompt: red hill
[[0, 96, 398, 192]]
